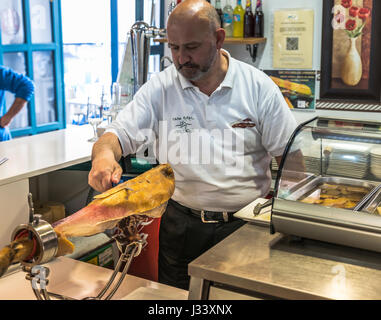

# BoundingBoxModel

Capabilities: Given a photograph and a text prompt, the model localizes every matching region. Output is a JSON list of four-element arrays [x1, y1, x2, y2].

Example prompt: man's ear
[[215, 28, 225, 50]]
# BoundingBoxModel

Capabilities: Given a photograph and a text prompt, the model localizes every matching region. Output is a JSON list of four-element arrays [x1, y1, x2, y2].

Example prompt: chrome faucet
[[160, 56, 173, 71]]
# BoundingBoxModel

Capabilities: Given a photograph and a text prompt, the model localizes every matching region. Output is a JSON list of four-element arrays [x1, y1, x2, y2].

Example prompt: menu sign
[[264, 69, 317, 110]]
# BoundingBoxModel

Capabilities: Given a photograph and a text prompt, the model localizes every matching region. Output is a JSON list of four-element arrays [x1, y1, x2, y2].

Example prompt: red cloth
[[127, 218, 161, 282]]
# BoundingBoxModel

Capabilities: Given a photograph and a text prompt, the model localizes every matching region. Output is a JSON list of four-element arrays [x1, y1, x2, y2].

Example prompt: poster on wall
[[320, 0, 381, 101], [272, 9, 314, 69], [264, 70, 317, 110]]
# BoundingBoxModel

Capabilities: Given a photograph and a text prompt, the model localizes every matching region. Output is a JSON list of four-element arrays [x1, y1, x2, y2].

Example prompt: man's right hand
[[88, 157, 123, 192], [88, 132, 124, 193]]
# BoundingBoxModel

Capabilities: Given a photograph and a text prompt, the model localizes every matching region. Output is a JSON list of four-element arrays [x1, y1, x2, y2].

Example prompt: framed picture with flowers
[[320, 0, 380, 102]]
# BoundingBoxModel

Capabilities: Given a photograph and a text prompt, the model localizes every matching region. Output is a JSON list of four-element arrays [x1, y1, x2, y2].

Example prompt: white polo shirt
[[106, 50, 297, 211]]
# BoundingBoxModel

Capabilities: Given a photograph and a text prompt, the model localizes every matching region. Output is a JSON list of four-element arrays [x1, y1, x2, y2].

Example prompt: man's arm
[[0, 68, 34, 128], [275, 150, 306, 173], [88, 132, 124, 192], [0, 97, 28, 128]]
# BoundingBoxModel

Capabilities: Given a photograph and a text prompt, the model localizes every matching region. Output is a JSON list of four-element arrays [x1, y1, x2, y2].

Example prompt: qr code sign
[[286, 37, 299, 50]]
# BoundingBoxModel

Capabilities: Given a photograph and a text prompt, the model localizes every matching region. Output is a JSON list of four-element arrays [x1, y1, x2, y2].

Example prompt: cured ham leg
[[0, 164, 175, 277]]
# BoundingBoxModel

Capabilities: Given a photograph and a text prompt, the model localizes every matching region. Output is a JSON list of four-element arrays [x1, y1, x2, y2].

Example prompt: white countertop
[[0, 125, 94, 186], [0, 257, 189, 300]]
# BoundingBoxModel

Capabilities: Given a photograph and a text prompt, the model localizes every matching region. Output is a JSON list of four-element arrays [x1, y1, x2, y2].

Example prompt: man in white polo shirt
[[88, 0, 297, 290]]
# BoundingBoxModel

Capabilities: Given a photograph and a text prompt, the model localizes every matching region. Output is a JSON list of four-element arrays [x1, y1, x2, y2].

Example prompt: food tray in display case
[[285, 176, 378, 210], [271, 117, 381, 253]]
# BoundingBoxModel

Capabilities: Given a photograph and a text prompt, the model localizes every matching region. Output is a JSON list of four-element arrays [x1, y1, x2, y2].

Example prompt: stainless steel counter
[[188, 223, 381, 300]]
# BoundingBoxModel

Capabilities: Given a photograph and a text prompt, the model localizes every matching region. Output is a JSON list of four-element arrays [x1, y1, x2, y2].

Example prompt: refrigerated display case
[[271, 117, 381, 252]]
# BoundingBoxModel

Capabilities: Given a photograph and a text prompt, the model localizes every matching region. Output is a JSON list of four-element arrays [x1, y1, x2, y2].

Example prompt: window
[[0, 0, 65, 137], [117, 0, 164, 81], [63, 0, 164, 125], [61, 0, 111, 123], [0, 0, 164, 137]]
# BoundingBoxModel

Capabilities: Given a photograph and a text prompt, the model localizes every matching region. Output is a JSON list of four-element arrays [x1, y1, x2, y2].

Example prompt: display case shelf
[[271, 117, 381, 254]]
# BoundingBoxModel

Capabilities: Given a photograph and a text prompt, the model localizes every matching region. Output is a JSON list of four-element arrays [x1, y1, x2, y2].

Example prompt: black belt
[[170, 200, 237, 223], [190, 209, 237, 223]]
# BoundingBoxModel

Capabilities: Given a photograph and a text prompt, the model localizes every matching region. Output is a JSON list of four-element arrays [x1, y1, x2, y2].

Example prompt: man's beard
[[176, 50, 217, 81]]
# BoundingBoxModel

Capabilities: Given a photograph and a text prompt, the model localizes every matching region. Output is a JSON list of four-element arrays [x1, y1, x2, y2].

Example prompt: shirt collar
[[176, 48, 235, 90], [177, 68, 195, 90], [219, 49, 234, 89]]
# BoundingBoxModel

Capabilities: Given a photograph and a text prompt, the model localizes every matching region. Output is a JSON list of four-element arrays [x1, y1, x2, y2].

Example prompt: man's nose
[[178, 47, 190, 65]]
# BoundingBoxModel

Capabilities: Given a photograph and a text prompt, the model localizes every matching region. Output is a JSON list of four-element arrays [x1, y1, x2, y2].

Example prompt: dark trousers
[[158, 199, 246, 290]]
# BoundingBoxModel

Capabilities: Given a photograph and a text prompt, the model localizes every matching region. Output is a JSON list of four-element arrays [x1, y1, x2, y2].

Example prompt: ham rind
[[53, 164, 175, 238], [53, 202, 167, 238]]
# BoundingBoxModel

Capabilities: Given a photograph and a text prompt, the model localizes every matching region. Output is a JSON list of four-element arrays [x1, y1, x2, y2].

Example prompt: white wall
[[164, 0, 322, 70], [223, 0, 322, 72], [162, 0, 379, 124]]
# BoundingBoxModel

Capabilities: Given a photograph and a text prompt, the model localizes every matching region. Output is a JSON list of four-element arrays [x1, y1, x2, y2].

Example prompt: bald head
[[167, 0, 221, 35], [166, 0, 226, 83]]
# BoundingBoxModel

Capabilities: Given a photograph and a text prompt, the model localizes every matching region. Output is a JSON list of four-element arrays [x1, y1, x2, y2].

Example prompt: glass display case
[[271, 117, 381, 253]]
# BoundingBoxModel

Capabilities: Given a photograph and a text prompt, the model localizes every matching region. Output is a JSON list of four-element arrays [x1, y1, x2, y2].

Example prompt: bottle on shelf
[[233, 0, 244, 38], [244, 0, 254, 37], [215, 0, 224, 28], [254, 0, 264, 37], [222, 0, 234, 37], [168, 0, 176, 18]]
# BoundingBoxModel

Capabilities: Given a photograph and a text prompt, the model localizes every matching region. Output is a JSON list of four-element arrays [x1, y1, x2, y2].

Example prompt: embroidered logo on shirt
[[231, 118, 256, 128], [173, 116, 194, 133]]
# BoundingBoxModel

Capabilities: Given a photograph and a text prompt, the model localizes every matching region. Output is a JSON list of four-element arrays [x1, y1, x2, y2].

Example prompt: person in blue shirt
[[0, 66, 35, 141]]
